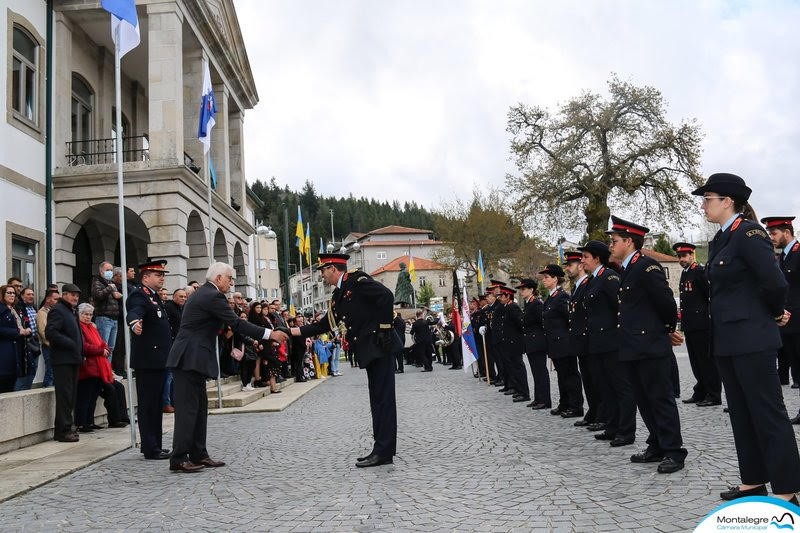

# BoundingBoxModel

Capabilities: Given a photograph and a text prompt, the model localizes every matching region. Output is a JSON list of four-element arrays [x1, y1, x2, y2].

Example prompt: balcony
[[66, 135, 150, 166]]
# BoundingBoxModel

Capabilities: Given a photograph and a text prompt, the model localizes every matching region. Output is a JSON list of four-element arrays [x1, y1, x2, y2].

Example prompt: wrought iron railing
[[66, 135, 150, 166]]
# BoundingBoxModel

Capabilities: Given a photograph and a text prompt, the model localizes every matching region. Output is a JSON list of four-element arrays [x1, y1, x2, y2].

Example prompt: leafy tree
[[417, 281, 435, 308], [653, 234, 676, 256], [506, 74, 704, 241]]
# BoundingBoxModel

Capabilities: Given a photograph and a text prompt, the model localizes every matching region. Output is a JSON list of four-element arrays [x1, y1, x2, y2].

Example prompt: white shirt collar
[[591, 264, 603, 277], [621, 251, 637, 269], [575, 273, 589, 286], [784, 239, 797, 257]]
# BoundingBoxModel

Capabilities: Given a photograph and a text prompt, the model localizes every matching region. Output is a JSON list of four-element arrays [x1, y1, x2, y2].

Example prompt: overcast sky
[[236, 0, 800, 237]]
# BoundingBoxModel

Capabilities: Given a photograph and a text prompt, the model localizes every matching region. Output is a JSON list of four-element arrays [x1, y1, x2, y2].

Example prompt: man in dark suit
[[410, 310, 433, 371], [607, 216, 686, 474], [166, 262, 287, 472], [127, 260, 173, 460], [393, 312, 406, 374], [673, 242, 719, 406], [45, 283, 83, 443], [290, 253, 401, 468], [518, 279, 549, 409]]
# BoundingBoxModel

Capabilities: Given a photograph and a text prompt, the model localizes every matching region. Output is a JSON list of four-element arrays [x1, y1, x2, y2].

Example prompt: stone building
[[52, 0, 258, 293], [370, 255, 452, 305], [343, 225, 448, 275]]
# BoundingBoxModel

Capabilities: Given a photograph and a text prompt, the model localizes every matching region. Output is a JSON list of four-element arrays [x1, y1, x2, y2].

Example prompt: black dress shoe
[[144, 451, 171, 460], [561, 409, 584, 419], [89, 424, 104, 430], [170, 461, 205, 473], [682, 397, 701, 404], [630, 449, 664, 463], [395, 370, 404, 374], [498, 387, 510, 392], [697, 399, 722, 407], [531, 403, 550, 410], [719, 485, 767, 500], [594, 431, 614, 441], [657, 457, 684, 473], [573, 419, 591, 427], [550, 408, 564, 416], [587, 422, 607, 432], [77, 426, 94, 433], [355, 454, 393, 468], [503, 390, 517, 396], [793, 383, 800, 389], [791, 414, 800, 425], [526, 401, 538, 408], [512, 396, 531, 403], [723, 407, 729, 413], [610, 436, 635, 447], [108, 421, 128, 428], [357, 452, 374, 462]]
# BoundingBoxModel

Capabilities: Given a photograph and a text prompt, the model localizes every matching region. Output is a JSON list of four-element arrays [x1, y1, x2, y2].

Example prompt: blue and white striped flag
[[198, 59, 216, 154], [101, 0, 140, 58], [460, 285, 479, 373]]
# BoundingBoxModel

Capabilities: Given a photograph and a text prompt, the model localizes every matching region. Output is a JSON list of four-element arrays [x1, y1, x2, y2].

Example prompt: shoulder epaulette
[[745, 228, 768, 239]]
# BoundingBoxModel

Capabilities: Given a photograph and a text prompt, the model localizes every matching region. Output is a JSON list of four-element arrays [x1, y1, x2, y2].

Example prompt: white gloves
[[479, 326, 486, 335]]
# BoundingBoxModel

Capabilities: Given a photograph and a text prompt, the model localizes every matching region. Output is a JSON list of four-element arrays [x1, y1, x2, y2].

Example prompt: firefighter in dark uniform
[[473, 296, 494, 381], [126, 259, 172, 460], [606, 216, 686, 474], [517, 278, 550, 409], [489, 282, 510, 391], [695, 174, 800, 503], [761, 216, 800, 391], [290, 253, 401, 468], [563, 252, 593, 424], [497, 286, 529, 403], [540, 264, 583, 418], [673, 242, 720, 406], [580, 240, 637, 446]]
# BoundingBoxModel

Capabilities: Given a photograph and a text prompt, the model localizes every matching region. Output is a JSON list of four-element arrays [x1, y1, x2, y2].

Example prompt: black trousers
[[595, 351, 636, 438], [366, 354, 397, 457], [171, 368, 210, 464], [685, 329, 720, 401], [76, 377, 101, 428], [717, 351, 800, 494], [778, 332, 800, 385], [135, 369, 166, 456], [501, 345, 529, 398], [53, 363, 79, 437], [669, 351, 680, 397], [240, 359, 257, 386], [578, 354, 600, 423], [103, 380, 128, 423], [626, 355, 686, 462], [414, 342, 433, 370], [551, 356, 583, 410], [490, 342, 505, 382], [479, 339, 497, 380], [526, 351, 550, 406], [394, 349, 404, 372]]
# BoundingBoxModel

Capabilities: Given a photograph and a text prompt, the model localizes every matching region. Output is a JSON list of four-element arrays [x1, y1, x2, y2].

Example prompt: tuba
[[434, 323, 455, 347]]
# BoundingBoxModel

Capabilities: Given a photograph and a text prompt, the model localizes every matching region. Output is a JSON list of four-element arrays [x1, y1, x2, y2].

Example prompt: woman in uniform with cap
[[694, 172, 800, 503]]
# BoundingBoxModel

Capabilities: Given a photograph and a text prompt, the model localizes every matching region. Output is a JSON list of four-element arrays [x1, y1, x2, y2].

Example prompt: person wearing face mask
[[91, 261, 123, 359]]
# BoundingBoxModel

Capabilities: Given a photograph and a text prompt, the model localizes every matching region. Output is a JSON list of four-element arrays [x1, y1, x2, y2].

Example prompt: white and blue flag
[[198, 59, 216, 155], [101, 0, 140, 58]]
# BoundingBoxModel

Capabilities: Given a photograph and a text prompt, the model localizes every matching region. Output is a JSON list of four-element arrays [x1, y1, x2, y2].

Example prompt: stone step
[[206, 382, 242, 399], [206, 378, 296, 409]]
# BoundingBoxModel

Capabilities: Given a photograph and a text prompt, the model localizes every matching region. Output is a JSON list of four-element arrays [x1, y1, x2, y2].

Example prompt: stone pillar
[[140, 208, 190, 290], [53, 13, 73, 168], [229, 111, 245, 212], [210, 83, 230, 202], [182, 48, 204, 175], [146, 3, 184, 165]]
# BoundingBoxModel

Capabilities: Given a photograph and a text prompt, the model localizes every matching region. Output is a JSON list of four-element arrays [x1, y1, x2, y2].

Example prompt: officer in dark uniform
[[563, 252, 593, 424], [497, 287, 529, 403], [607, 217, 686, 474], [127, 259, 172, 460], [517, 278, 550, 409], [694, 174, 800, 503], [673, 242, 719, 406], [472, 296, 493, 381], [290, 253, 401, 468], [393, 312, 406, 374], [410, 310, 433, 371], [487, 281, 507, 387], [761, 216, 800, 390], [580, 240, 636, 446], [540, 264, 583, 418]]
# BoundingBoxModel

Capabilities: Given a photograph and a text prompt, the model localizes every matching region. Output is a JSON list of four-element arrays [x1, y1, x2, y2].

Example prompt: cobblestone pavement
[[2, 349, 800, 532]]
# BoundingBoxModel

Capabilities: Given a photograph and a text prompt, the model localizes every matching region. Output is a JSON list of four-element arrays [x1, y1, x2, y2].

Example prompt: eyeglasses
[[701, 196, 727, 204], [608, 238, 625, 246]]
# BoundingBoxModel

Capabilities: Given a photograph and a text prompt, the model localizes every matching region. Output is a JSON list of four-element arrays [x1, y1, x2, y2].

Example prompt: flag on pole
[[319, 237, 324, 254], [101, 0, 140, 58], [304, 223, 311, 266], [295, 206, 305, 253], [408, 252, 417, 283], [208, 155, 217, 190], [557, 242, 565, 265], [460, 285, 479, 373], [197, 59, 216, 154], [476, 250, 485, 284]]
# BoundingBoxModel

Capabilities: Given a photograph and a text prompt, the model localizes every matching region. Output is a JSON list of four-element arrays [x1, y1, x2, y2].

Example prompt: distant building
[[344, 225, 448, 274], [371, 255, 452, 305]]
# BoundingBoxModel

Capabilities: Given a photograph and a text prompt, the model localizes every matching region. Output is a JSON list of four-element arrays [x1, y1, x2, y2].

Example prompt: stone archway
[[233, 241, 246, 290], [213, 228, 228, 263], [186, 210, 207, 283]]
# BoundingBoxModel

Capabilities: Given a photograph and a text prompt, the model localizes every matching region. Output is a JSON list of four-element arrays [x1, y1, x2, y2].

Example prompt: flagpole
[[205, 150, 223, 409], [298, 247, 304, 314], [481, 336, 491, 387], [113, 35, 137, 449]]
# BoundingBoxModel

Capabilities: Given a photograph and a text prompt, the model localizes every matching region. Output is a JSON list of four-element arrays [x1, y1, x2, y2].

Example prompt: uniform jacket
[[568, 276, 591, 356], [126, 285, 172, 370], [585, 267, 621, 354], [411, 318, 432, 344], [472, 306, 488, 347], [45, 299, 83, 366], [489, 300, 505, 346], [779, 240, 800, 335], [90, 275, 120, 319], [499, 301, 523, 348], [167, 282, 267, 377], [543, 288, 570, 359], [299, 270, 401, 369], [617, 251, 677, 361], [706, 216, 787, 357], [521, 297, 547, 354], [678, 262, 710, 333], [164, 300, 183, 340], [393, 315, 406, 343]]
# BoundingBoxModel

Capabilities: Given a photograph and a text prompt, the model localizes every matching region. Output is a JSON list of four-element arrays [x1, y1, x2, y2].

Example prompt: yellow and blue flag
[[295, 206, 304, 252], [477, 250, 485, 284], [409, 252, 417, 283], [304, 223, 311, 266]]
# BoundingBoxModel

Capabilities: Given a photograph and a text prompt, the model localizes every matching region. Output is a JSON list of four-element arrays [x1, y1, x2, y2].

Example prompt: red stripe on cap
[[321, 258, 348, 265], [611, 223, 647, 237], [675, 246, 694, 253], [766, 219, 794, 228]]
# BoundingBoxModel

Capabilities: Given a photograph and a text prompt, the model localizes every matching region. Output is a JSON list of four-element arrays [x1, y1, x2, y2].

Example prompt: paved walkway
[[1, 350, 799, 532]]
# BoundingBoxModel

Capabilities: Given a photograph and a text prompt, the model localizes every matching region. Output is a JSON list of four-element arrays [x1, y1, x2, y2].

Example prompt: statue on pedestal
[[394, 262, 414, 308]]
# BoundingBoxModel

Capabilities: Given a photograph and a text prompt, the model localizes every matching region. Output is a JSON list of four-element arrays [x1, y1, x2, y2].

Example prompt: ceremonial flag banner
[[409, 253, 417, 283], [558, 242, 565, 264], [319, 237, 325, 254], [295, 206, 305, 252], [197, 59, 216, 154], [460, 285, 479, 372], [304, 223, 311, 266], [101, 0, 140, 58], [477, 250, 485, 284]]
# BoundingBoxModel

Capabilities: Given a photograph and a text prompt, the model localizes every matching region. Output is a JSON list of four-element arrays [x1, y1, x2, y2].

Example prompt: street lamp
[[351, 241, 364, 270], [326, 242, 335, 253], [255, 224, 276, 299]]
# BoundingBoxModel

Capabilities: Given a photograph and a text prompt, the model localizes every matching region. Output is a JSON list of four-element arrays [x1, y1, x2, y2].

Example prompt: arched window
[[11, 26, 38, 123], [71, 74, 94, 156]]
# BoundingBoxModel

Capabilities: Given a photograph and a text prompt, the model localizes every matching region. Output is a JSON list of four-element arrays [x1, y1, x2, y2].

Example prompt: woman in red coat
[[75, 303, 113, 432]]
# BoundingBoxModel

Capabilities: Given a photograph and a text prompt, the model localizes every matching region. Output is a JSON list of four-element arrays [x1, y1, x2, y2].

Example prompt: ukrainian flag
[[295, 206, 305, 252], [409, 252, 417, 283], [477, 250, 485, 284], [304, 223, 311, 266]]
